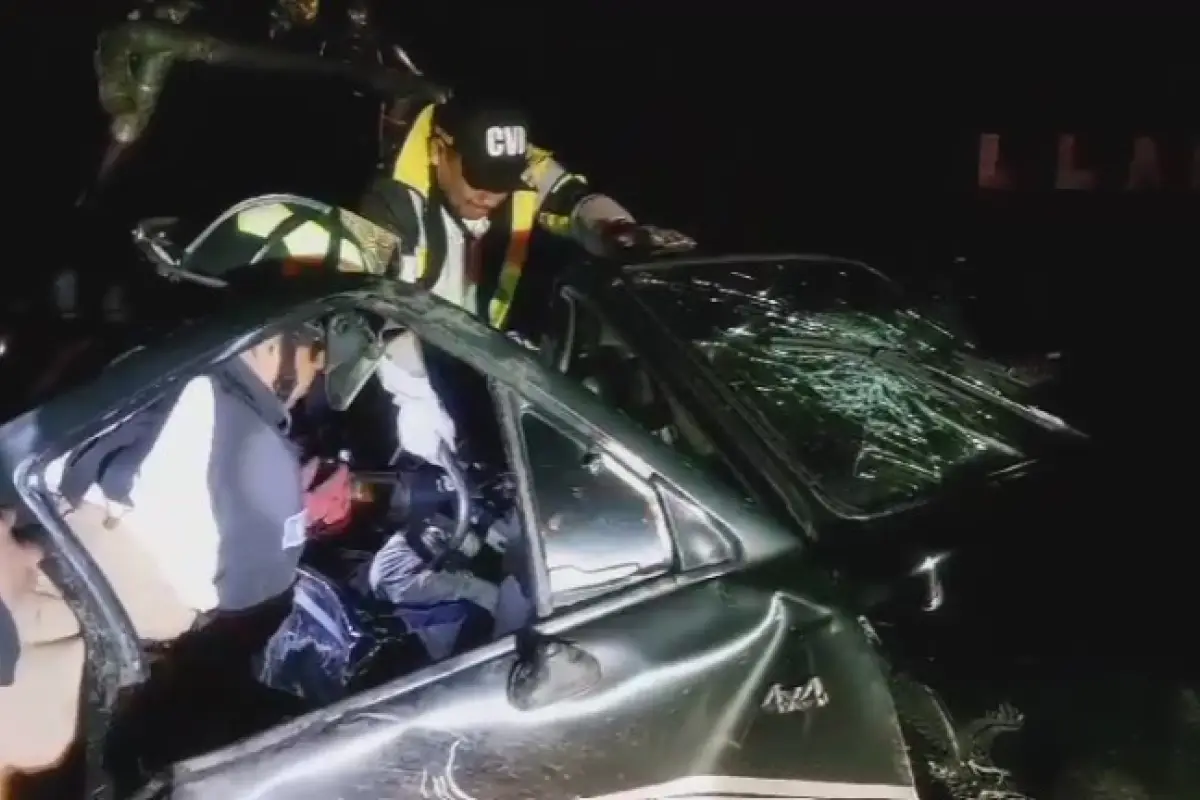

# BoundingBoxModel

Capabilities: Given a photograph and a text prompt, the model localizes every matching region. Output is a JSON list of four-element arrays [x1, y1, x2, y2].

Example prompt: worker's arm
[[375, 331, 457, 467], [526, 147, 695, 257], [525, 148, 635, 257]]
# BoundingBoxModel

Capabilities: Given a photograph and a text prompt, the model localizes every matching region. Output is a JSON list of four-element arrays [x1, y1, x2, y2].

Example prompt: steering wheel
[[378, 445, 473, 570], [434, 442, 473, 561]]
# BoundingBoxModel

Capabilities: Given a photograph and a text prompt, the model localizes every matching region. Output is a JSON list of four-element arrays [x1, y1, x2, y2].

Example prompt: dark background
[[0, 6, 1194, 796], [5, 8, 1195, 440]]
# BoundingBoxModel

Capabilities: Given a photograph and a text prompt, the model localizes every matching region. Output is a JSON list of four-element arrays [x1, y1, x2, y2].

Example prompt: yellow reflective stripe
[[524, 148, 587, 204], [391, 103, 436, 196], [390, 104, 438, 279], [236, 204, 294, 238], [279, 223, 367, 271], [234, 205, 367, 271], [488, 190, 538, 329]]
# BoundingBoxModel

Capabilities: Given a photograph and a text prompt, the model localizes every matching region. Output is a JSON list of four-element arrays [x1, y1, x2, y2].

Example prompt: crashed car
[[1, 193, 1113, 800]]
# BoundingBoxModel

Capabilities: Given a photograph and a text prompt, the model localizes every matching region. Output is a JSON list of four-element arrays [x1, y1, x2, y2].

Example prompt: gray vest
[[208, 360, 306, 610], [61, 359, 306, 612]]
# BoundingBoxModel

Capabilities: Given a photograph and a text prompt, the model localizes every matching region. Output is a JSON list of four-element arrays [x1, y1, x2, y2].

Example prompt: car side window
[[549, 292, 718, 459], [519, 409, 672, 608]]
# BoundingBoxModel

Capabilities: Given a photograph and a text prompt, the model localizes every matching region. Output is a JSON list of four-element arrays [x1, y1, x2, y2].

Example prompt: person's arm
[[525, 147, 635, 257], [374, 332, 457, 466], [369, 530, 499, 612], [126, 377, 225, 613]]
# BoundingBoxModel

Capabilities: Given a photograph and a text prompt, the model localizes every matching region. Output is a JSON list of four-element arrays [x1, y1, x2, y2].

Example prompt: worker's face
[[244, 336, 327, 409], [433, 139, 510, 221]]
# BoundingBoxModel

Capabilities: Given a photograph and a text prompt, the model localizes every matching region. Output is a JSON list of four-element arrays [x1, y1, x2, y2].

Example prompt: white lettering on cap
[[484, 125, 527, 158]]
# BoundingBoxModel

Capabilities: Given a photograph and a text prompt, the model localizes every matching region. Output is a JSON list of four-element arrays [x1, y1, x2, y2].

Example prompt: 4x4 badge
[[761, 677, 830, 714]]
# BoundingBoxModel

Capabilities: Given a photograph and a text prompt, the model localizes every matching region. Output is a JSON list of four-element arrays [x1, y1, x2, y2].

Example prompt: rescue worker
[[357, 93, 696, 333], [221, 198, 461, 464], [0, 321, 351, 779], [0, 287, 463, 776]]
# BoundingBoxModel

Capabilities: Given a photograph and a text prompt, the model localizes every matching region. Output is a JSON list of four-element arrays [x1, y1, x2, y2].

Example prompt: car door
[[165, 313, 918, 800], [0, 295, 318, 799], [0, 274, 421, 798]]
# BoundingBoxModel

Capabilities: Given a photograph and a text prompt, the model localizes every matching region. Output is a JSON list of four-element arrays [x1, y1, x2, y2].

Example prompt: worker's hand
[[302, 460, 353, 536], [0, 508, 43, 606], [376, 352, 457, 468], [605, 221, 696, 256]]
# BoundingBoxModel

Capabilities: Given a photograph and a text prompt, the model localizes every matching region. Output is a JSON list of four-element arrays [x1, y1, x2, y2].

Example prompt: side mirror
[[131, 217, 183, 272], [507, 632, 601, 711]]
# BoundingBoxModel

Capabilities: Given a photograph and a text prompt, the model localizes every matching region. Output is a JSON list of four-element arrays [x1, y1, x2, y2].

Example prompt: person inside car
[[357, 92, 695, 333], [0, 322, 339, 779], [0, 300, 463, 778], [365, 495, 517, 662]]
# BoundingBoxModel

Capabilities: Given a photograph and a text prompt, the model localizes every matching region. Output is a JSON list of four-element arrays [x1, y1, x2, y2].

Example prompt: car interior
[[8, 283, 729, 796], [543, 287, 722, 471], [16, 307, 537, 789], [2, 200, 733, 797]]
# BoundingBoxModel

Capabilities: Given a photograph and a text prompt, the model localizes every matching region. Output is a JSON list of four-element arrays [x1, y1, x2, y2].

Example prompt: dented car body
[[0, 198, 1090, 799]]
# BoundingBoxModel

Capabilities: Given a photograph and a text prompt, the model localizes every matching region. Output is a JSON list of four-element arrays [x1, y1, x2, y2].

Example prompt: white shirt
[[396, 190, 489, 314], [45, 376, 226, 613], [44, 360, 457, 613]]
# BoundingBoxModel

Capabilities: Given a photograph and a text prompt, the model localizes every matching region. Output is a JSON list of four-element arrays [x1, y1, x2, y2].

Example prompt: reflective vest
[[390, 103, 542, 330], [234, 202, 371, 274]]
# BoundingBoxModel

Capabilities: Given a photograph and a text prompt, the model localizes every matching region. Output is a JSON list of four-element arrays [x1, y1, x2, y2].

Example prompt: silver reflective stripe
[[578, 775, 919, 800], [292, 583, 349, 649], [532, 158, 568, 206]]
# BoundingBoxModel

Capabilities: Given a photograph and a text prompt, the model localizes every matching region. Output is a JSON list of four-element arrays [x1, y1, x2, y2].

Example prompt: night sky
[[3, 7, 1192, 425]]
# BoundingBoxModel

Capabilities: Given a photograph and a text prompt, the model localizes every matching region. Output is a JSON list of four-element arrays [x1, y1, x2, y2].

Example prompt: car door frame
[[544, 275, 822, 543], [0, 285, 391, 797]]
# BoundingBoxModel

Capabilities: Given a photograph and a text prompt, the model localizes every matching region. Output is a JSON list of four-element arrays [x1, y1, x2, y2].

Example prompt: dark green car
[[2, 196, 1173, 800]]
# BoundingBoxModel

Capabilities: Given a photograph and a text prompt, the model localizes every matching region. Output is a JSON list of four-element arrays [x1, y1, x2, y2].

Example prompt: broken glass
[[630, 259, 1043, 516]]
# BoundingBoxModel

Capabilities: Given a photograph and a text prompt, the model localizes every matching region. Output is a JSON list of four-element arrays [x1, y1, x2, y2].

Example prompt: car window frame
[[10, 297, 372, 681], [508, 400, 676, 611], [543, 283, 818, 539]]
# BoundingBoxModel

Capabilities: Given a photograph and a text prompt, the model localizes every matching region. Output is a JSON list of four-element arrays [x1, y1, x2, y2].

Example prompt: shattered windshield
[[629, 258, 1043, 516]]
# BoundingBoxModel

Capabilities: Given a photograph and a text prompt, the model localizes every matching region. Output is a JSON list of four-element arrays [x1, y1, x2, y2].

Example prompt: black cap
[[435, 97, 532, 193]]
